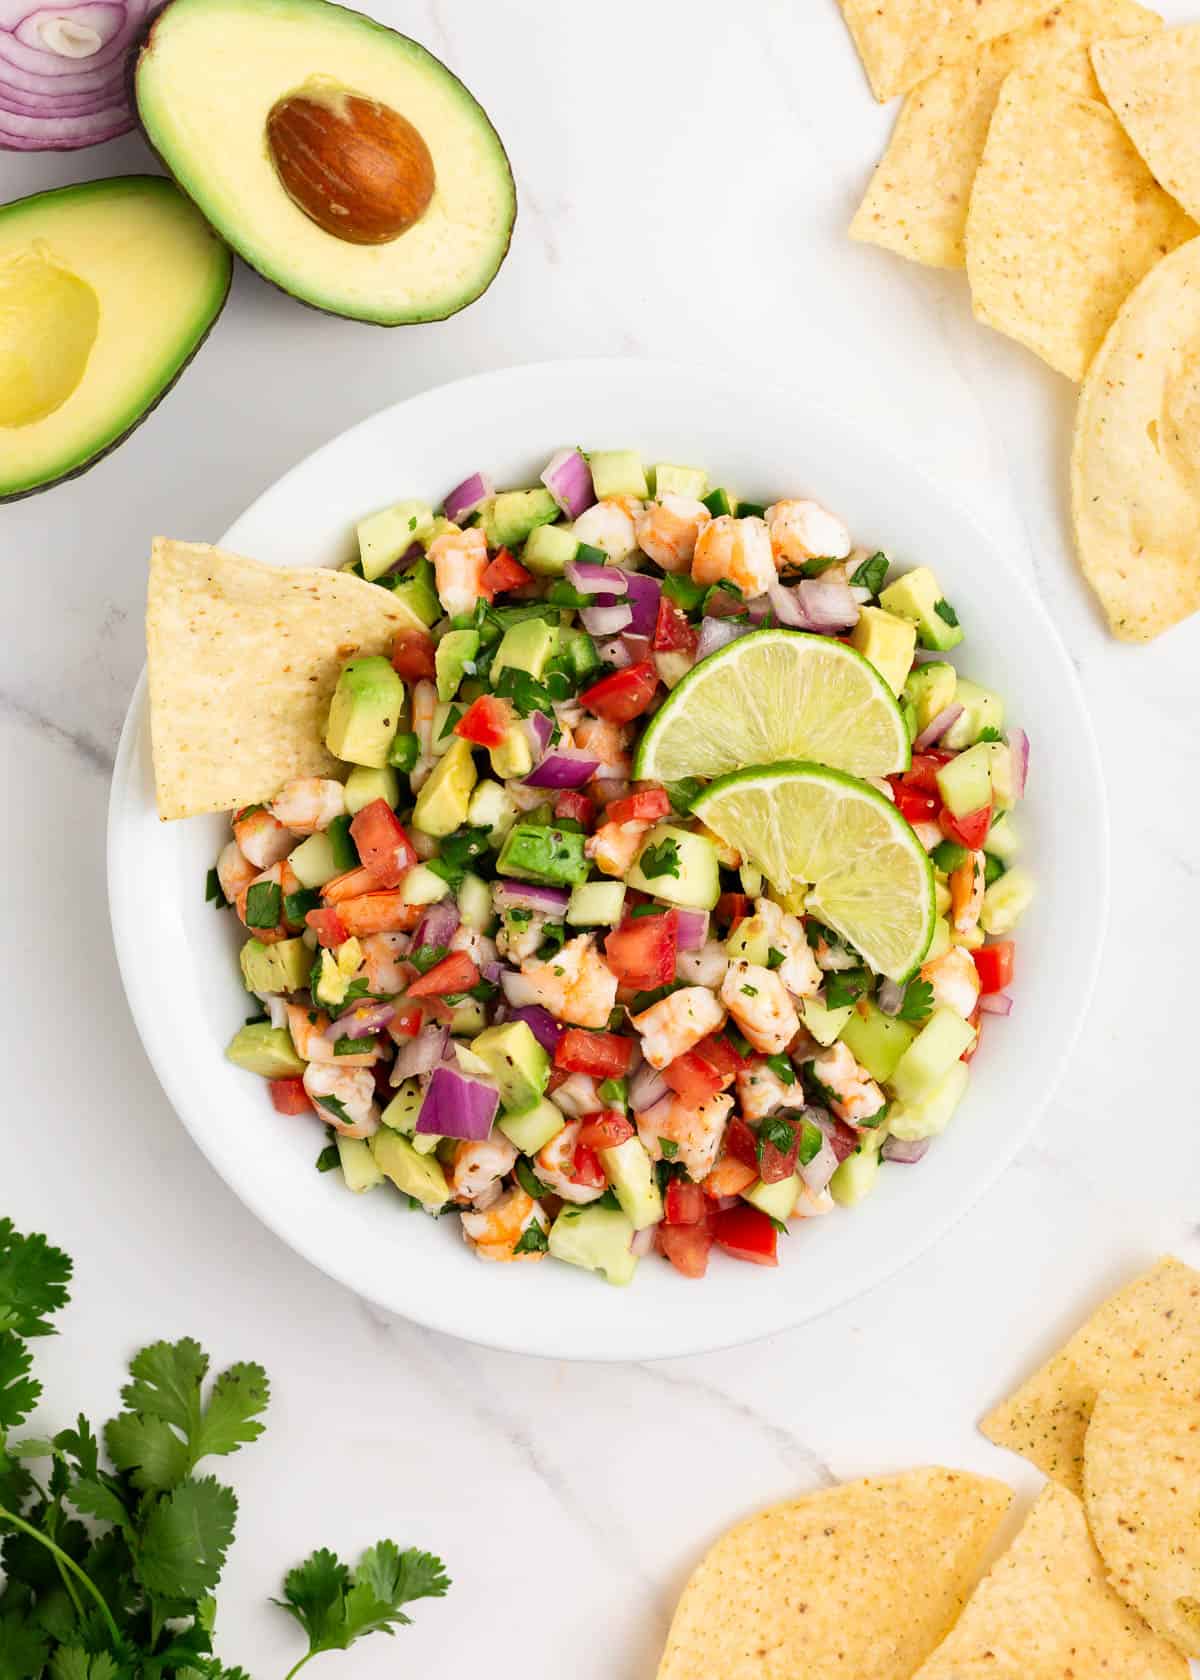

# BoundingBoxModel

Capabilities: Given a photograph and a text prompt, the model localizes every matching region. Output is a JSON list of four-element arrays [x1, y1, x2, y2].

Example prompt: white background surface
[[3, 3, 1199, 1674]]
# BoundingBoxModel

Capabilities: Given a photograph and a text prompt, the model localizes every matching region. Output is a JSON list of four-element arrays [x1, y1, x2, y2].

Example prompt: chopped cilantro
[[205, 865, 226, 907], [536, 922, 568, 960], [659, 1138, 679, 1160], [765, 1053, 796, 1086], [976, 725, 1003, 743], [797, 1119, 824, 1167], [630, 902, 665, 919], [506, 907, 533, 926], [315, 1143, 340, 1173], [243, 880, 282, 930], [314, 1093, 354, 1126], [896, 977, 934, 1023], [858, 1100, 889, 1129], [825, 967, 870, 1010], [515, 1159, 551, 1200], [438, 705, 463, 741], [725, 1025, 753, 1059], [639, 838, 681, 880], [766, 946, 785, 970], [665, 777, 705, 813], [934, 598, 959, 627], [492, 665, 556, 718], [629, 979, 685, 1013], [741, 983, 759, 997], [756, 1115, 796, 1164], [333, 1036, 369, 1057], [514, 1222, 549, 1255], [409, 943, 448, 974], [768, 1216, 790, 1235], [283, 886, 320, 925], [849, 551, 889, 595]]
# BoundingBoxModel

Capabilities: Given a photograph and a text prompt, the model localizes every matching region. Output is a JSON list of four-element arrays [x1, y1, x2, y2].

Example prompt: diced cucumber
[[936, 743, 993, 818], [288, 831, 340, 889], [654, 463, 708, 500], [599, 1136, 663, 1230], [942, 679, 1004, 749], [457, 872, 493, 932], [889, 1006, 976, 1103], [839, 1004, 918, 1083], [468, 778, 519, 843], [548, 1203, 638, 1286], [627, 824, 719, 910], [980, 867, 1034, 936], [739, 862, 764, 896], [343, 765, 399, 816], [498, 1099, 566, 1155], [830, 1148, 879, 1206], [336, 1135, 385, 1192], [449, 999, 487, 1035], [399, 863, 452, 906], [984, 813, 1021, 864], [925, 917, 952, 961], [567, 880, 627, 926], [743, 1174, 800, 1221], [887, 1060, 969, 1142], [654, 650, 694, 691], [522, 523, 578, 577], [801, 997, 854, 1046], [588, 450, 648, 500]]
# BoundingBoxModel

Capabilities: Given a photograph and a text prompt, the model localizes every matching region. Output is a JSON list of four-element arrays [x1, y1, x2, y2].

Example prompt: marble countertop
[[3, 1, 1199, 1673]]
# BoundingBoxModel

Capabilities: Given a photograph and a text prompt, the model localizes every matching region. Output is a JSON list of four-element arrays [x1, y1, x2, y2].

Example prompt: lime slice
[[634, 629, 910, 783], [692, 762, 935, 980]]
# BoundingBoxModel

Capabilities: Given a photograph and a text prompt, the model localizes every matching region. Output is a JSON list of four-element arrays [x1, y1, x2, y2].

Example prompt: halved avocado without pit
[[0, 176, 231, 503], [135, 0, 517, 326]]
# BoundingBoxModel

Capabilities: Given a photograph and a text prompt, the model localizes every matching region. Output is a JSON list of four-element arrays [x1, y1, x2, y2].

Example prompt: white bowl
[[109, 358, 1108, 1361]]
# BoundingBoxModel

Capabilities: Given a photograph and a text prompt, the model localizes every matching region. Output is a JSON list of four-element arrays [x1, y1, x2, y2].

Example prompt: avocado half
[[0, 176, 232, 503], [135, 0, 517, 327]]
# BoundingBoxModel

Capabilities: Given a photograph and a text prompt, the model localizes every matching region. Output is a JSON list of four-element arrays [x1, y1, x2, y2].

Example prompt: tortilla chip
[[981, 1257, 1200, 1493], [1093, 26, 1200, 223], [912, 1483, 1189, 1680], [1084, 1390, 1200, 1658], [656, 1468, 1011, 1680], [1071, 235, 1200, 639], [965, 54, 1196, 378], [850, 0, 1162, 269], [147, 538, 415, 820], [839, 0, 1060, 102]]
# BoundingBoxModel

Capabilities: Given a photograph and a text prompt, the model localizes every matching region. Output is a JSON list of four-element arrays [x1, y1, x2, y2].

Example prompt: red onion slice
[[505, 1003, 565, 1055], [581, 600, 633, 638], [443, 471, 494, 524], [630, 1072, 670, 1115], [881, 1135, 930, 1164], [542, 447, 595, 519], [393, 1023, 450, 1080], [629, 1223, 658, 1257], [913, 703, 964, 751], [411, 898, 460, 951], [524, 749, 600, 790], [416, 1065, 499, 1141], [696, 617, 753, 661], [616, 569, 662, 638], [493, 880, 571, 916], [978, 991, 1013, 1016], [566, 558, 627, 596], [0, 0, 156, 149], [766, 579, 809, 628], [522, 709, 556, 765], [673, 908, 709, 951], [1008, 727, 1029, 799], [332, 999, 395, 1040], [876, 977, 905, 1017]]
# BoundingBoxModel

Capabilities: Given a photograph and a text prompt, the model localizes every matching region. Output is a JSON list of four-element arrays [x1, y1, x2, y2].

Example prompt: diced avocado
[[496, 822, 589, 886], [567, 880, 627, 926], [468, 778, 519, 843], [548, 1203, 638, 1286], [344, 765, 399, 816], [312, 952, 351, 1011], [627, 824, 720, 910], [743, 1173, 800, 1221], [925, 917, 952, 961], [653, 462, 708, 500], [889, 1006, 976, 1103], [239, 936, 312, 995], [413, 737, 477, 837], [457, 872, 493, 932], [470, 1022, 549, 1115], [449, 998, 487, 1035], [492, 616, 560, 681], [388, 555, 441, 629], [830, 1148, 879, 1207], [287, 831, 339, 889], [980, 867, 1034, 936], [941, 678, 1003, 749], [498, 1098, 565, 1155], [370, 1130, 449, 1208], [398, 863, 453, 906], [850, 606, 917, 696], [801, 997, 854, 1047], [326, 657, 405, 770], [484, 488, 559, 549], [936, 743, 993, 819], [879, 566, 963, 652], [356, 499, 435, 581], [522, 523, 578, 577], [335, 936, 363, 977], [839, 1004, 918, 1083], [588, 450, 648, 500], [984, 813, 1021, 864], [903, 661, 958, 734], [381, 1076, 440, 1154], [436, 629, 480, 702], [654, 649, 693, 690], [980, 741, 1017, 812], [225, 1022, 304, 1078], [489, 722, 534, 780], [600, 1137, 663, 1230], [888, 1060, 969, 1142], [336, 1134, 385, 1192], [558, 627, 600, 682]]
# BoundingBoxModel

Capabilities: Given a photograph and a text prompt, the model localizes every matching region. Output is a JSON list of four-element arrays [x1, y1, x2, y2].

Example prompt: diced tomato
[[406, 950, 479, 997], [902, 750, 956, 794], [972, 940, 1014, 994], [390, 628, 437, 683], [269, 1077, 311, 1115], [454, 694, 514, 750], [481, 547, 533, 595], [350, 800, 418, 888], [579, 660, 659, 724], [661, 1050, 724, 1106], [605, 787, 671, 826], [653, 596, 698, 655], [722, 1116, 759, 1171], [756, 1118, 798, 1185], [388, 1001, 424, 1040], [714, 892, 751, 929], [604, 911, 678, 990], [305, 906, 348, 948], [569, 1142, 606, 1189], [693, 1033, 746, 1083], [578, 1111, 635, 1150], [702, 1157, 758, 1199], [712, 1203, 779, 1266], [664, 1177, 706, 1226], [334, 893, 423, 936], [657, 1222, 714, 1278], [892, 783, 939, 824], [939, 803, 992, 850], [554, 789, 595, 829], [554, 1029, 634, 1078]]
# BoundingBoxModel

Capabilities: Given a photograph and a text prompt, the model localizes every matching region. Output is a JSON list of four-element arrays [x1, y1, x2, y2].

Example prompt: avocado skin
[[0, 173, 232, 504], [132, 0, 517, 329]]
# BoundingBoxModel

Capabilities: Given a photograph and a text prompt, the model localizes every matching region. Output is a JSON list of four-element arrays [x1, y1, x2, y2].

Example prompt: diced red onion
[[850, 585, 873, 606], [616, 570, 661, 638], [442, 472, 494, 524], [392, 1023, 450, 1080], [493, 880, 570, 916], [522, 709, 556, 763], [881, 1135, 930, 1164], [524, 749, 600, 789], [385, 541, 425, 576], [766, 579, 809, 628], [622, 632, 651, 663], [812, 1111, 859, 1163], [705, 588, 753, 621], [1009, 727, 1029, 799], [482, 961, 503, 984], [412, 898, 460, 951], [595, 635, 632, 669], [674, 909, 709, 951], [256, 993, 290, 1031], [629, 1062, 669, 1111], [746, 596, 772, 625], [767, 577, 859, 633], [799, 1132, 839, 1194], [541, 448, 595, 519], [415, 1064, 498, 1140], [581, 600, 633, 638], [876, 977, 906, 1017], [629, 1224, 658, 1257], [913, 704, 964, 751], [332, 1000, 395, 1039], [0, 0, 157, 151], [506, 1003, 564, 1054], [499, 969, 543, 1008], [696, 617, 753, 661], [978, 991, 1013, 1016], [566, 558, 628, 596]]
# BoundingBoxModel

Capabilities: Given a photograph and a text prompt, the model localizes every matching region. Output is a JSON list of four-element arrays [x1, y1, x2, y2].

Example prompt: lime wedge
[[634, 629, 910, 783], [692, 762, 935, 980]]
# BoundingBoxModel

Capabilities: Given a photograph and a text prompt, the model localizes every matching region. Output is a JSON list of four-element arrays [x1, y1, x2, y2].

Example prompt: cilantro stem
[[282, 1654, 317, 1680], [0, 1506, 122, 1646]]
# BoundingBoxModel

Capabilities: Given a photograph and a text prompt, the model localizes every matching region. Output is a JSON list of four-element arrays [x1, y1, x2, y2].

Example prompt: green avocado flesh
[[0, 177, 231, 502], [135, 0, 516, 326]]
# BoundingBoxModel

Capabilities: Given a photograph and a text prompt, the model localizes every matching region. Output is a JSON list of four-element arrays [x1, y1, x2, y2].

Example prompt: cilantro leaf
[[315, 1144, 340, 1174], [273, 1548, 352, 1650], [849, 551, 888, 595], [658, 1139, 679, 1159], [896, 978, 934, 1023], [976, 725, 1003, 743], [766, 946, 785, 971], [136, 1475, 238, 1600], [513, 1224, 548, 1255], [243, 881, 281, 930], [48, 1651, 121, 1680], [0, 1220, 73, 1338], [756, 1116, 796, 1164], [765, 1053, 796, 1086], [313, 1094, 354, 1130], [0, 1333, 40, 1430], [824, 967, 870, 1010], [104, 1340, 268, 1494], [934, 598, 959, 627], [638, 838, 681, 880], [274, 1544, 449, 1656], [0, 1611, 48, 1680]]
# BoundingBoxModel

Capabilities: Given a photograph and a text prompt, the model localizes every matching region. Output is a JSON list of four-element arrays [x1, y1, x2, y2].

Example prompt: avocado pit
[[0, 244, 99, 429], [266, 80, 435, 245]]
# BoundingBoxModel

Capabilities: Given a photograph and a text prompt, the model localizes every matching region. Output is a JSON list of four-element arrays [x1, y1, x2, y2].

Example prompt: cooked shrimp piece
[[518, 934, 619, 1029], [739, 898, 821, 998], [216, 839, 257, 904], [950, 852, 986, 935], [720, 962, 799, 1055], [571, 497, 644, 563], [812, 933, 858, 972], [765, 498, 851, 566], [586, 818, 648, 877], [461, 1187, 548, 1262], [736, 1058, 794, 1122], [549, 1071, 601, 1117], [921, 944, 981, 1020], [286, 1004, 377, 1067], [360, 932, 410, 995], [691, 515, 775, 599], [450, 926, 498, 970], [636, 496, 711, 572], [535, 1121, 605, 1204], [302, 1062, 379, 1136], [675, 939, 730, 989], [630, 985, 726, 1070], [574, 717, 632, 779], [233, 806, 294, 869], [449, 1135, 517, 1205], [335, 892, 423, 937], [430, 525, 489, 618], [267, 778, 346, 834], [810, 1040, 885, 1125], [636, 1091, 733, 1181], [496, 910, 548, 962]]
